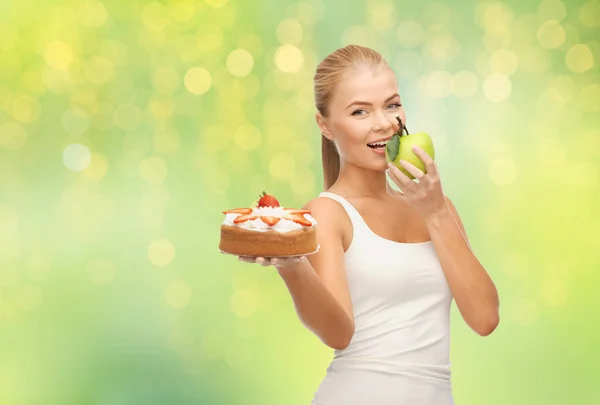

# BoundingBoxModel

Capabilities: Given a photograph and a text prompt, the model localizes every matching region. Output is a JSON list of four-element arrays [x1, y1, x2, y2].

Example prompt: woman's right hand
[[238, 255, 306, 269]]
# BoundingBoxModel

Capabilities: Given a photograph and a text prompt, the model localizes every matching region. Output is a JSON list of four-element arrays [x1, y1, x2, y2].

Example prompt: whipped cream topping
[[222, 206, 317, 233]]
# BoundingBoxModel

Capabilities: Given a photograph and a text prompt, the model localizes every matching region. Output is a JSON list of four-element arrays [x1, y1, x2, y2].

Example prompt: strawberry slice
[[234, 215, 257, 224], [260, 216, 281, 226], [284, 208, 311, 215], [285, 213, 312, 227], [223, 208, 252, 215]]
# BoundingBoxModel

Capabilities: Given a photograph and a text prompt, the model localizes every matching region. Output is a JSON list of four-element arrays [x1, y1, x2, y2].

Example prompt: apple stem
[[395, 115, 409, 136]]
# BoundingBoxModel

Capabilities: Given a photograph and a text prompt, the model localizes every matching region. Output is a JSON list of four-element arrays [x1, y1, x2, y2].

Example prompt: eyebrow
[[346, 93, 401, 109]]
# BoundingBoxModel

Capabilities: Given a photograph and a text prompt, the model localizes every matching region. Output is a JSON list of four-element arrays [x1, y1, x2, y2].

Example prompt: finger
[[387, 163, 411, 189], [238, 256, 256, 263], [388, 163, 417, 193], [399, 159, 425, 181], [386, 168, 404, 191], [255, 257, 269, 266], [411, 145, 436, 175]]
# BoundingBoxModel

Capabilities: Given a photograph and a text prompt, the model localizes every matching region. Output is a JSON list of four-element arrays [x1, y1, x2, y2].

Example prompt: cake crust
[[219, 225, 317, 257]]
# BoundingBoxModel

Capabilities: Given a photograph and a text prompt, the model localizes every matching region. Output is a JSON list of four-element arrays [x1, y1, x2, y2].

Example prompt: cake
[[219, 192, 318, 257]]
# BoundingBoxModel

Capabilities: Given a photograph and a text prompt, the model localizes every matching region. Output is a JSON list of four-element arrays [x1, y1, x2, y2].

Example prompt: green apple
[[385, 115, 435, 180]]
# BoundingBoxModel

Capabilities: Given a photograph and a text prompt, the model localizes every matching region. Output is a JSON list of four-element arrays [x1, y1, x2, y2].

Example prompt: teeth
[[368, 141, 388, 147]]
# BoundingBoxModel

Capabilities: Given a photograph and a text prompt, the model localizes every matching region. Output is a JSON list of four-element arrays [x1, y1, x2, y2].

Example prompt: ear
[[315, 112, 333, 141]]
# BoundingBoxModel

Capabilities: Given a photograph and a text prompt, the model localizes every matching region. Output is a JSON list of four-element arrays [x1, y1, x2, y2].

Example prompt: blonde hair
[[314, 44, 387, 190]]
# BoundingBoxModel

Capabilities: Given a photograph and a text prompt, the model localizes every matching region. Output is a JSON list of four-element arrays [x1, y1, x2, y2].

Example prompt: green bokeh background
[[1, 0, 599, 404]]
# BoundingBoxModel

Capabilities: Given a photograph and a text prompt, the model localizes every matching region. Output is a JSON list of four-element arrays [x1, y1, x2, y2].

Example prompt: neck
[[333, 161, 392, 199]]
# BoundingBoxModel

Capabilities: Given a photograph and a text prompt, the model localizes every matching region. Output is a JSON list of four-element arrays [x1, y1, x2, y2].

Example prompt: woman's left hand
[[387, 145, 448, 221]]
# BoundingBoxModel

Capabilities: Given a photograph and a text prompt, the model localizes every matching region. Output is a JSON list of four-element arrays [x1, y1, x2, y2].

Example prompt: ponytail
[[321, 136, 340, 190]]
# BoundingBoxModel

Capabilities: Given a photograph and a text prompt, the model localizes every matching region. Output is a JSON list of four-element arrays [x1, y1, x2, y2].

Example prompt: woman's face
[[317, 63, 406, 172]]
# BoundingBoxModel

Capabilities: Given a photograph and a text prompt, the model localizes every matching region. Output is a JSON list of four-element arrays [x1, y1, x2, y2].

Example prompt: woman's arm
[[275, 198, 355, 350], [425, 197, 500, 336], [386, 146, 500, 337]]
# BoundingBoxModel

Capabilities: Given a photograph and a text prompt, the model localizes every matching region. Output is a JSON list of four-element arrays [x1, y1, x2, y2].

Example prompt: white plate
[[219, 245, 320, 259]]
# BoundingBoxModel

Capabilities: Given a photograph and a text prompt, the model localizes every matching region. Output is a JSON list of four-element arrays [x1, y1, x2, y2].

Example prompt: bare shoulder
[[299, 194, 354, 321], [303, 196, 347, 225], [303, 195, 353, 248]]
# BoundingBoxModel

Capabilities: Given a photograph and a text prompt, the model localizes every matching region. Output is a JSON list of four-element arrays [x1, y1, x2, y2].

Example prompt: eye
[[386, 103, 402, 109], [351, 109, 367, 116]]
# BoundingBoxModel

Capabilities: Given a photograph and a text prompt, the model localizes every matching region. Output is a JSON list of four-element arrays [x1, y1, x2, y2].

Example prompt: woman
[[240, 44, 500, 405]]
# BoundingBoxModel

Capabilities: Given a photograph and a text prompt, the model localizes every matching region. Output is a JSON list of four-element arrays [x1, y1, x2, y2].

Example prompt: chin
[[370, 153, 389, 171], [361, 158, 389, 173], [345, 148, 389, 172]]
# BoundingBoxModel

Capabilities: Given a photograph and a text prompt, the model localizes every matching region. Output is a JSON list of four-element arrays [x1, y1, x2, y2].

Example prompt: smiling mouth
[[367, 140, 388, 150]]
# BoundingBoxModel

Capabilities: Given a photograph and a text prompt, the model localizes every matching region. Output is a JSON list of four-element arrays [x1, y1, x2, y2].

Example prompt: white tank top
[[311, 192, 454, 405]]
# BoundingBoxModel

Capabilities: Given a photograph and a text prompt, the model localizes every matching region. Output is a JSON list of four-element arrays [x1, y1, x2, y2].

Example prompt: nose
[[373, 111, 393, 132]]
